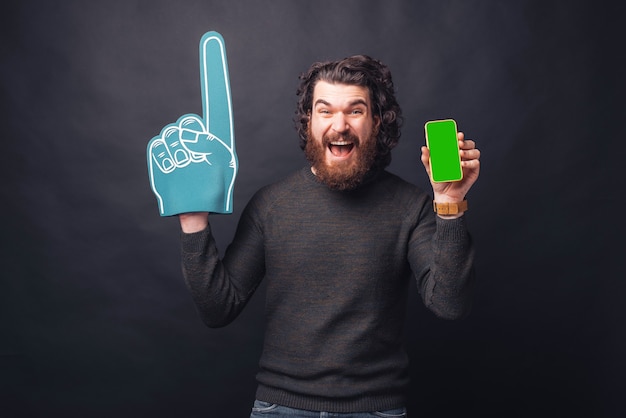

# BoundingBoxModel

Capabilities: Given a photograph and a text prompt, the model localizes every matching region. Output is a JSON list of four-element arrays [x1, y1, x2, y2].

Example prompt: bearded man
[[178, 55, 480, 417]]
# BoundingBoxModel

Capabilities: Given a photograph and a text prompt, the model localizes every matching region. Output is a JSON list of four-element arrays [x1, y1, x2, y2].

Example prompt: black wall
[[2, 1, 624, 417]]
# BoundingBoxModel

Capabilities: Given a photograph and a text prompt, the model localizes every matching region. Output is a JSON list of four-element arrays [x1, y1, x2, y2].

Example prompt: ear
[[373, 115, 381, 135]]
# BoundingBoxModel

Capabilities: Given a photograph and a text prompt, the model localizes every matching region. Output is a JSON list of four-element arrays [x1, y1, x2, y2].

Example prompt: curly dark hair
[[295, 55, 403, 169]]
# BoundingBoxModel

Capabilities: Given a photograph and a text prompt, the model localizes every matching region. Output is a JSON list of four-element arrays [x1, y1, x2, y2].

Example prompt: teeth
[[330, 141, 351, 146]]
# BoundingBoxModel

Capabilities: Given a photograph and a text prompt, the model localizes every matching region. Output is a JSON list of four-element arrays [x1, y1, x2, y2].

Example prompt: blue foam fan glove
[[147, 31, 238, 216]]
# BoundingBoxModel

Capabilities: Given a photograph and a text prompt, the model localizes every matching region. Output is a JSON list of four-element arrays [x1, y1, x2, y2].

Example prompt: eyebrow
[[314, 98, 369, 108]]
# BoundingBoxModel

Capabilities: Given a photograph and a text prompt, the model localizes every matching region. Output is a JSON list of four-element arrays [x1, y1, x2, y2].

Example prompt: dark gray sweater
[[181, 167, 475, 412]]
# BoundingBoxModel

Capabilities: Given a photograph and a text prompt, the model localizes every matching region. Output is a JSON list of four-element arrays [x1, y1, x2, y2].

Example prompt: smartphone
[[424, 119, 463, 183]]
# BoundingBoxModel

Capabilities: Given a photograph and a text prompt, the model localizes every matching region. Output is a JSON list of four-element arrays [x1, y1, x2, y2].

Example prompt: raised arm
[[179, 198, 266, 328]]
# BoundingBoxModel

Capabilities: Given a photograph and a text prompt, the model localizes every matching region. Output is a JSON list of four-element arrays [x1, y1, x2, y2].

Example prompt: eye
[[349, 108, 365, 116]]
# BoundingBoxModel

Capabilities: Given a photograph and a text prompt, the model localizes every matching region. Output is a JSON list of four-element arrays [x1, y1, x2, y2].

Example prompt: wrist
[[433, 199, 467, 219], [179, 212, 209, 233], [432, 192, 466, 203]]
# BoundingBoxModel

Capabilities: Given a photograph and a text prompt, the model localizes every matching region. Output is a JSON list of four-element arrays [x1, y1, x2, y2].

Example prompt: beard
[[304, 126, 379, 191]]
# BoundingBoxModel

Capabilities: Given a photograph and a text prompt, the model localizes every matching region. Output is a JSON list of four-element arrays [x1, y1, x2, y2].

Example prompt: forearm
[[423, 216, 475, 319], [181, 226, 244, 327], [180, 207, 266, 327]]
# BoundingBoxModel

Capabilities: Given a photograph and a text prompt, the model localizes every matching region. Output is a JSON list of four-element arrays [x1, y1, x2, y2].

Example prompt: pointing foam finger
[[199, 32, 233, 151]]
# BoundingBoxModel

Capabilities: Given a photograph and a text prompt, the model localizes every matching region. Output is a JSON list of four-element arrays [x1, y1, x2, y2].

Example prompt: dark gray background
[[1, 1, 624, 417]]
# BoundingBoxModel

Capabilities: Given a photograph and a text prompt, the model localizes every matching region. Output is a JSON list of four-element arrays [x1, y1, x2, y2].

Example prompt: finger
[[461, 158, 481, 171], [148, 135, 175, 173], [178, 115, 215, 160], [199, 31, 234, 151], [163, 125, 191, 168], [460, 148, 480, 161], [420, 145, 432, 173], [459, 139, 476, 150]]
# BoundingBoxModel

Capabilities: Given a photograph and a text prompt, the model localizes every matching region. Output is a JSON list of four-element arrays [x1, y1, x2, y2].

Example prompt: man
[[178, 55, 480, 417]]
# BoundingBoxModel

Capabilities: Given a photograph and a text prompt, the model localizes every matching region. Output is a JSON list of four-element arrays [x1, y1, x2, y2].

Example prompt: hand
[[147, 32, 237, 216], [421, 131, 480, 204]]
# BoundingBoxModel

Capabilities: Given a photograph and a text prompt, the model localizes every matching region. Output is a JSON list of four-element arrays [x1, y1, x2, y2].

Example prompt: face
[[305, 81, 380, 190]]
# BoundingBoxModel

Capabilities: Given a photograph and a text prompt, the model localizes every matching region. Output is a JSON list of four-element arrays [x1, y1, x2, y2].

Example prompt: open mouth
[[328, 141, 355, 157]]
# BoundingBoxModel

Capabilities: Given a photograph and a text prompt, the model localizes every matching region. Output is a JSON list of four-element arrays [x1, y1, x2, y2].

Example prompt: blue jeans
[[250, 400, 407, 417]]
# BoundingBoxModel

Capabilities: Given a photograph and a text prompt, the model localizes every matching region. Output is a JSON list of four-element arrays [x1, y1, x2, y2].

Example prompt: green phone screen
[[425, 119, 462, 182]]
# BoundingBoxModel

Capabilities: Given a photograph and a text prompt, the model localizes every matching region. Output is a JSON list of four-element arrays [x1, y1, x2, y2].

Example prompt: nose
[[331, 113, 349, 133]]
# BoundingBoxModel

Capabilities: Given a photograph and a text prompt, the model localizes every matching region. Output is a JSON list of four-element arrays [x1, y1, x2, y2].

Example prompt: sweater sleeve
[[410, 212, 475, 320], [180, 197, 266, 328]]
